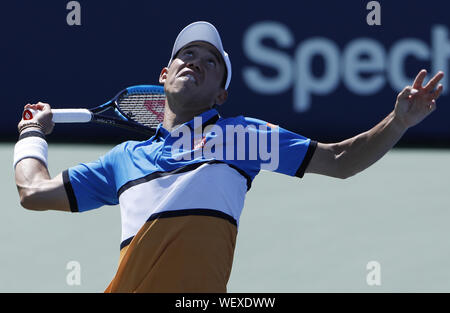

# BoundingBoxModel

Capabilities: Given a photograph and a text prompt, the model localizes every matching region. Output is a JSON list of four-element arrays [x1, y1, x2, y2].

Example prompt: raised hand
[[394, 69, 444, 129]]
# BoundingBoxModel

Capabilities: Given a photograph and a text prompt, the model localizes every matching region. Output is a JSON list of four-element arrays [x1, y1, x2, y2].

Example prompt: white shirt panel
[[118, 163, 247, 242]]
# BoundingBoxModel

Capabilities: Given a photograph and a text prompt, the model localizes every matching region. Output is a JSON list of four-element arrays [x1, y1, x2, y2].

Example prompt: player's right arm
[[14, 102, 71, 212], [15, 160, 70, 212]]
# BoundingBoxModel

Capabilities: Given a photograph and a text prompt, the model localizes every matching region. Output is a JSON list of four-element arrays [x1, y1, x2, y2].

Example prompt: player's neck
[[162, 100, 211, 132]]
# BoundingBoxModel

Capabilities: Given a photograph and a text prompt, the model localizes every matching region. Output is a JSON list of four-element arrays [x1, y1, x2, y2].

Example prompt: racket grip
[[51, 109, 92, 123], [23, 108, 93, 123]]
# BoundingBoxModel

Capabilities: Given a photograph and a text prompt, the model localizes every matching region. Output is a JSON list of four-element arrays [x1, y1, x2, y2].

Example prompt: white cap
[[168, 21, 232, 90]]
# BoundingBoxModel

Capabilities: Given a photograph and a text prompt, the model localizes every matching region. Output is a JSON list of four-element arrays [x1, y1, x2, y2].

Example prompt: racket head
[[113, 85, 166, 128]]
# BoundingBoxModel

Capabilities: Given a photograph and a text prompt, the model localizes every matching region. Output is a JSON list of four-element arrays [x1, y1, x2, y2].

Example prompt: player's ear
[[214, 89, 228, 106], [159, 68, 168, 84]]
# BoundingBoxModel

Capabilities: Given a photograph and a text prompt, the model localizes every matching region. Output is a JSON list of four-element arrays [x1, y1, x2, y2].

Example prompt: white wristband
[[13, 136, 48, 168]]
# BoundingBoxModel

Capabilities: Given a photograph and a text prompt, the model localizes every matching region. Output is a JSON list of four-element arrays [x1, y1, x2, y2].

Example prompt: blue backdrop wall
[[2, 0, 449, 145]]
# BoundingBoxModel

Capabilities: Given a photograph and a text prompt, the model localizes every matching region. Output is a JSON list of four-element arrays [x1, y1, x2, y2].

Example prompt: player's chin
[[178, 76, 200, 88], [171, 79, 201, 95]]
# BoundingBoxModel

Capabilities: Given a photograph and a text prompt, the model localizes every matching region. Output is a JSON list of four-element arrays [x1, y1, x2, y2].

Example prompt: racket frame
[[91, 85, 165, 135]]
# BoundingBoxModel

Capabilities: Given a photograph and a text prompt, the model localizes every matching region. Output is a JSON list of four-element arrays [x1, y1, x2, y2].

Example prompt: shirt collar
[[184, 108, 220, 131], [153, 108, 220, 140], [152, 123, 169, 140]]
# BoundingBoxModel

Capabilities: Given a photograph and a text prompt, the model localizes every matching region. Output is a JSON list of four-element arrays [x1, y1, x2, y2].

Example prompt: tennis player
[[14, 21, 444, 292]]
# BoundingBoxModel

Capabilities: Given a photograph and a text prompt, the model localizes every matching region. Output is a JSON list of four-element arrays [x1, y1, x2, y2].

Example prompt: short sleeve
[[63, 148, 120, 213], [242, 117, 317, 178]]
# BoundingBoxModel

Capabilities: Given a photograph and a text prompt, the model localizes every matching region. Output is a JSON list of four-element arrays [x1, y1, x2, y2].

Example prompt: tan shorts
[[105, 214, 237, 293]]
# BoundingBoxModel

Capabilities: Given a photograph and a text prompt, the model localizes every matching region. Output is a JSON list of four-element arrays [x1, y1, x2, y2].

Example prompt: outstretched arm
[[305, 69, 444, 179], [14, 102, 71, 211]]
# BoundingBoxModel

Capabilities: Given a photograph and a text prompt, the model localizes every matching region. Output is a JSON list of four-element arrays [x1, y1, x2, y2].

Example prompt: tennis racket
[[23, 85, 166, 136]]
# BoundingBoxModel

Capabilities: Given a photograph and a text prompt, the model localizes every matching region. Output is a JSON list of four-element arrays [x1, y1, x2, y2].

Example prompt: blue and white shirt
[[63, 108, 317, 249]]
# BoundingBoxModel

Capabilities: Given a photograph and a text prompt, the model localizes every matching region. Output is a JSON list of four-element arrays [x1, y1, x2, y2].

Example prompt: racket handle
[[23, 108, 93, 123], [52, 109, 93, 123]]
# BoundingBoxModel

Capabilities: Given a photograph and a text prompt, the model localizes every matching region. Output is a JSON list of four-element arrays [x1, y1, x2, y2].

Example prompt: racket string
[[118, 93, 165, 128]]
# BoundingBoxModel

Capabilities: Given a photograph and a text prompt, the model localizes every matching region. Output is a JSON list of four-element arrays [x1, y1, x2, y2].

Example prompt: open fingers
[[412, 69, 428, 90], [423, 71, 444, 92], [430, 84, 444, 100]]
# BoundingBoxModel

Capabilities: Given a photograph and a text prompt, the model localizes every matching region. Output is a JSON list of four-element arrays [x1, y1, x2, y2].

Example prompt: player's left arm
[[305, 69, 444, 179]]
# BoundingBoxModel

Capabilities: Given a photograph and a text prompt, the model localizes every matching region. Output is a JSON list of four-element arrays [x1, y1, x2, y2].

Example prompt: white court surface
[[1, 143, 449, 292]]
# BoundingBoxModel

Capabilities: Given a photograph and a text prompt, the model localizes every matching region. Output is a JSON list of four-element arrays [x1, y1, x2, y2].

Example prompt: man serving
[[14, 21, 444, 292]]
